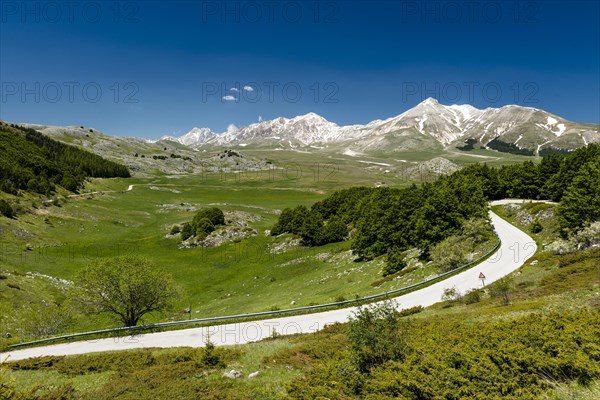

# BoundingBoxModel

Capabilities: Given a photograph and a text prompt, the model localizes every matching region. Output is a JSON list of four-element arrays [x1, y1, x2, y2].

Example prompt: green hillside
[[0, 122, 130, 197]]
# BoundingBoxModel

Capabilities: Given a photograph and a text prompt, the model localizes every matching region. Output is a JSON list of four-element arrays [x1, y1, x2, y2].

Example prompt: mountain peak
[[294, 112, 327, 121], [419, 97, 440, 106], [166, 99, 597, 152]]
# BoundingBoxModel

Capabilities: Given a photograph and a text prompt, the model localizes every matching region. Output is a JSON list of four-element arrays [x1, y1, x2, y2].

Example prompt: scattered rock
[[248, 371, 260, 378], [530, 260, 539, 266], [223, 369, 243, 379], [290, 300, 296, 305]]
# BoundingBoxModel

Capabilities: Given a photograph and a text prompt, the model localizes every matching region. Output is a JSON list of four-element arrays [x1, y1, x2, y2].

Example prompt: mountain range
[[162, 98, 599, 155]]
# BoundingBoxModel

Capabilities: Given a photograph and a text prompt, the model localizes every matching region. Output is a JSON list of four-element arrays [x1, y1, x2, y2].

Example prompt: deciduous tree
[[75, 256, 178, 327]]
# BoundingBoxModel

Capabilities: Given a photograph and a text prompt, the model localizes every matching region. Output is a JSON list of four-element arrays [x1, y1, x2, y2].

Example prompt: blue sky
[[1, 0, 599, 138]]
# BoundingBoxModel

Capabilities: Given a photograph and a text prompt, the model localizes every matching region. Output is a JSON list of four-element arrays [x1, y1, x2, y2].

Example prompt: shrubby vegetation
[[347, 301, 409, 373], [429, 217, 495, 272], [0, 122, 130, 196], [0, 199, 14, 218], [287, 310, 600, 399], [179, 207, 225, 241]]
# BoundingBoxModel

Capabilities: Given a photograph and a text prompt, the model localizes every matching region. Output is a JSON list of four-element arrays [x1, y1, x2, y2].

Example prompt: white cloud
[[229, 87, 239, 92], [227, 123, 238, 133], [222, 95, 237, 101], [258, 115, 263, 122], [243, 85, 254, 92]]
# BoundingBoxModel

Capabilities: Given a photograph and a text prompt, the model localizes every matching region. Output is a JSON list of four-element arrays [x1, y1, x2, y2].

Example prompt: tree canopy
[[74, 256, 178, 327], [270, 143, 600, 262], [0, 122, 130, 196], [180, 207, 225, 241]]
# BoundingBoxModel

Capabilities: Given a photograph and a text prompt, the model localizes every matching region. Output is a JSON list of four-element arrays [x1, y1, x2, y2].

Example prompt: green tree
[[180, 223, 194, 241], [558, 159, 600, 233], [0, 200, 14, 218], [347, 301, 409, 372], [300, 210, 324, 246], [289, 205, 310, 234], [194, 217, 215, 240], [319, 216, 348, 244], [498, 161, 540, 199], [193, 207, 224, 228], [271, 207, 294, 235], [75, 256, 178, 327], [382, 247, 406, 277], [543, 143, 600, 201]]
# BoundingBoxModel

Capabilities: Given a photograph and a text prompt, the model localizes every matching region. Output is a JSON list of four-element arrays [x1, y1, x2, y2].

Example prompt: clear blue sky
[[1, 0, 599, 138]]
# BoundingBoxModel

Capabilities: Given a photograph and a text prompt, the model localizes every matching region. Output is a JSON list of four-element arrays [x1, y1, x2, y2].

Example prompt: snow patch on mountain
[[168, 98, 596, 153]]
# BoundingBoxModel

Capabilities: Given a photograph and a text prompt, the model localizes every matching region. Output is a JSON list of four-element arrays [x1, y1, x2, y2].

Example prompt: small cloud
[[258, 115, 263, 122], [229, 87, 239, 92], [222, 95, 237, 101], [227, 123, 238, 133], [243, 85, 254, 92]]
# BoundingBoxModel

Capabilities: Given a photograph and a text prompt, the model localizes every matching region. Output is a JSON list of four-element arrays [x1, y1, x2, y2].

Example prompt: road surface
[[1, 201, 537, 361]]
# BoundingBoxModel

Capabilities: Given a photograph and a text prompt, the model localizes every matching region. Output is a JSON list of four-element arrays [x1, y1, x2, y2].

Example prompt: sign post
[[479, 272, 486, 287]]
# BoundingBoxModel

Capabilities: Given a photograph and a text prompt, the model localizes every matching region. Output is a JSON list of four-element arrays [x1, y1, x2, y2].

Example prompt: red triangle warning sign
[[479, 272, 486, 279]]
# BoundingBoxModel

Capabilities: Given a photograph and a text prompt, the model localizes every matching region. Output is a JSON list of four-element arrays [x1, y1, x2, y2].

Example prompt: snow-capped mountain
[[172, 98, 599, 154], [160, 127, 216, 145]]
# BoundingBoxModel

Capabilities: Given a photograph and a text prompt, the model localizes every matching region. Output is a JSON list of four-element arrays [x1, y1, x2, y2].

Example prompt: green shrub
[[397, 305, 423, 317], [382, 248, 406, 277], [490, 276, 513, 305], [199, 340, 223, 368], [347, 301, 409, 372], [180, 223, 193, 241], [531, 218, 544, 233], [441, 286, 462, 304], [463, 288, 483, 304], [0, 200, 14, 218]]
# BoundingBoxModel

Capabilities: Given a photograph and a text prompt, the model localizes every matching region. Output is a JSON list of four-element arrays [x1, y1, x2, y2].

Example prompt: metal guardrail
[[6, 240, 501, 350]]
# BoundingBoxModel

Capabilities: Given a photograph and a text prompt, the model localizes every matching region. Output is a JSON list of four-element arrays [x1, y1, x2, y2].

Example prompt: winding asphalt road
[[1, 200, 537, 361]]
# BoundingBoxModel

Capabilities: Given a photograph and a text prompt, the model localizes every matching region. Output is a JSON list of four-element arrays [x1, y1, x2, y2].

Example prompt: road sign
[[479, 272, 486, 287]]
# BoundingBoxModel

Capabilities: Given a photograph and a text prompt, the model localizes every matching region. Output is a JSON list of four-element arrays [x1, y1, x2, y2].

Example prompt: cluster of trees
[[272, 175, 488, 262], [271, 205, 348, 246], [271, 143, 600, 269], [487, 137, 535, 155], [0, 123, 130, 196], [178, 207, 225, 241], [271, 187, 372, 248], [453, 144, 600, 204], [456, 144, 600, 233]]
